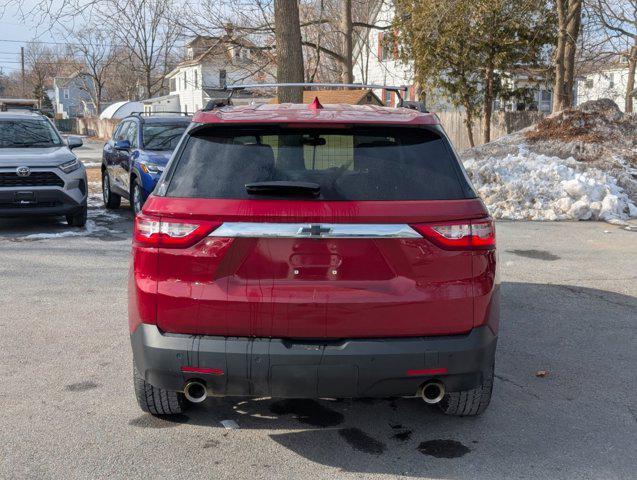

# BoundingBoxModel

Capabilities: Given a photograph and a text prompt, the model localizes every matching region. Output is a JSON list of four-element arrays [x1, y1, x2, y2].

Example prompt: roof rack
[[130, 111, 191, 117], [224, 83, 410, 106]]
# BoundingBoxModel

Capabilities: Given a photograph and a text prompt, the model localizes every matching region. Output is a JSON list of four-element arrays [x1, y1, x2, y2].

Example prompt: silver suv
[[0, 110, 87, 226]]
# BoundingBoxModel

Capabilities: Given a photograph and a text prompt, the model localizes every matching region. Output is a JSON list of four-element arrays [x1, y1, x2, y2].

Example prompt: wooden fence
[[436, 111, 546, 151], [55, 110, 546, 148]]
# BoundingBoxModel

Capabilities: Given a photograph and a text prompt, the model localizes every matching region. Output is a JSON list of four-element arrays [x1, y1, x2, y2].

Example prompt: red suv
[[129, 88, 498, 417]]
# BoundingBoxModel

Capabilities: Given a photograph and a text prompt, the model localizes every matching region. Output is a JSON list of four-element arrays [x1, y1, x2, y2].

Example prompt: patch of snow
[[462, 147, 637, 222], [24, 219, 120, 240]]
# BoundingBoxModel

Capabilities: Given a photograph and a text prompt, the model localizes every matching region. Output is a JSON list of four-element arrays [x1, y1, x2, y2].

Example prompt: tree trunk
[[626, 45, 637, 114], [552, 0, 567, 112], [562, 0, 582, 109], [482, 61, 494, 144], [340, 0, 353, 83], [274, 0, 304, 103], [465, 111, 475, 148]]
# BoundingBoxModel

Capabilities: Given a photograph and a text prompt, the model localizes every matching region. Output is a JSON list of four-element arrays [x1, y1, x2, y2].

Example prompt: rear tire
[[133, 366, 185, 415], [439, 365, 494, 416], [102, 170, 121, 209], [66, 204, 87, 227]]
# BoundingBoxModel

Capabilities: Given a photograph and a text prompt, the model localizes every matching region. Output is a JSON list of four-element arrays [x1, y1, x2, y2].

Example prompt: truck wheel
[[439, 366, 494, 416], [133, 366, 184, 415], [66, 204, 87, 227], [102, 170, 121, 209]]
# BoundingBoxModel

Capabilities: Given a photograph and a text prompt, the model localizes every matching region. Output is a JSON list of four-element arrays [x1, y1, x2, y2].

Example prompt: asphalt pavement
[[0, 203, 635, 479]]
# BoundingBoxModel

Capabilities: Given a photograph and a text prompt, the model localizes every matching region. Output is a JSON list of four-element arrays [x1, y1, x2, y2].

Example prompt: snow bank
[[463, 146, 637, 223]]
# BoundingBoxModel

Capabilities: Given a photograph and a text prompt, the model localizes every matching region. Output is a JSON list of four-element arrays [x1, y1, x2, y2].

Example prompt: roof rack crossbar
[[224, 83, 409, 104], [130, 111, 191, 117]]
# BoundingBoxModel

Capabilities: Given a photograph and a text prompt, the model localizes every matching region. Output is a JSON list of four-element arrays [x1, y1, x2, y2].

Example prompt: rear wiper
[[245, 181, 320, 197]]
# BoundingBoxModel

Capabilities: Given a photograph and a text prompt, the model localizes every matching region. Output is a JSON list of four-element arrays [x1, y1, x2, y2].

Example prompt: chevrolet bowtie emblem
[[298, 224, 333, 237]]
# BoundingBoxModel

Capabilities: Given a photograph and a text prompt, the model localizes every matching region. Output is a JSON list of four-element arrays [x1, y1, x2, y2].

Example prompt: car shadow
[[131, 282, 637, 478]]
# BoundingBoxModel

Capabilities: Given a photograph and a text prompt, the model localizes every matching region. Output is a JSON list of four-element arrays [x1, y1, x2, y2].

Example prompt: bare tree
[[70, 26, 118, 114], [8, 0, 183, 100], [98, 0, 182, 99], [588, 0, 637, 112], [553, 0, 583, 111]]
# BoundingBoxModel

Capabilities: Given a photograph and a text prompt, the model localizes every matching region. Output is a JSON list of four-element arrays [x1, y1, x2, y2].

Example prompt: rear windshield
[[164, 126, 472, 201], [142, 123, 188, 151]]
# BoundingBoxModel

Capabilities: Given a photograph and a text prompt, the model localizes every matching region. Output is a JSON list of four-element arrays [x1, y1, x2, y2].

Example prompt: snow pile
[[463, 147, 637, 222], [461, 99, 637, 223]]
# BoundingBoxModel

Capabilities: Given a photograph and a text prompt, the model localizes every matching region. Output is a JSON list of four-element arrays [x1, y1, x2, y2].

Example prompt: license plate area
[[14, 191, 36, 204]]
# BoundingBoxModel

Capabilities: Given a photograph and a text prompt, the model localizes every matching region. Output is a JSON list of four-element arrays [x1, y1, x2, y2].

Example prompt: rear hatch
[[141, 125, 491, 339]]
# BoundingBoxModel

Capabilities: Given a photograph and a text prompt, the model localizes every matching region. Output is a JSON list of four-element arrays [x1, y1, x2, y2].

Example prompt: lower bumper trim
[[131, 324, 497, 398]]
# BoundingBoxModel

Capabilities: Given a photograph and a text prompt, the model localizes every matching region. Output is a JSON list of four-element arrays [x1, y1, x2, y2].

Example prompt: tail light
[[411, 218, 495, 250], [134, 214, 220, 248]]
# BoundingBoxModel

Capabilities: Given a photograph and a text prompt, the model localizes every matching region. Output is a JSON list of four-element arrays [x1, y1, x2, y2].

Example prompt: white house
[[145, 35, 276, 114], [575, 62, 634, 112], [353, 1, 415, 107], [354, 0, 553, 112]]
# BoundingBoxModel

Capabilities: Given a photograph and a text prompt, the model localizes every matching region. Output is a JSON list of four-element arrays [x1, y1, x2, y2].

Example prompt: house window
[[609, 73, 614, 88], [219, 69, 227, 87], [63, 88, 70, 100], [169, 78, 176, 91], [585, 78, 593, 89], [377, 33, 396, 62], [183, 72, 187, 89], [194, 70, 198, 89]]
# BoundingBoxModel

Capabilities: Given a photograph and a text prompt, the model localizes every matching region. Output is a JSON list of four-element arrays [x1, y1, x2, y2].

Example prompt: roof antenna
[[308, 97, 323, 110]]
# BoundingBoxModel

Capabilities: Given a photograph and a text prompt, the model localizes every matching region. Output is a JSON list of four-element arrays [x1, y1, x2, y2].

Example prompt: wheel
[[438, 365, 494, 416], [130, 180, 146, 216], [133, 365, 185, 415], [66, 203, 87, 227], [102, 170, 121, 209]]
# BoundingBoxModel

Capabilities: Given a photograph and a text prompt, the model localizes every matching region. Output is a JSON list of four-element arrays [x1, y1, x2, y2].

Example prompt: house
[[53, 73, 97, 118], [353, 1, 553, 113], [496, 67, 553, 112], [353, 1, 416, 108], [270, 89, 383, 105], [150, 34, 276, 114], [575, 61, 634, 112]]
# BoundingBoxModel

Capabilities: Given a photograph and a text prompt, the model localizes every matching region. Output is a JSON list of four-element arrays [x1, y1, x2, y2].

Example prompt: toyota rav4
[[0, 110, 87, 226], [129, 86, 499, 417]]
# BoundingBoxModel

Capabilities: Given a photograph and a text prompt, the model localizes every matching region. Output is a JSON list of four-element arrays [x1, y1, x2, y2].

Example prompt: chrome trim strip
[[209, 222, 421, 239]]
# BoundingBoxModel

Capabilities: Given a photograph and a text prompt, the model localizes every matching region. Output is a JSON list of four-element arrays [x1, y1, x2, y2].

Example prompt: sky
[[0, 1, 59, 75]]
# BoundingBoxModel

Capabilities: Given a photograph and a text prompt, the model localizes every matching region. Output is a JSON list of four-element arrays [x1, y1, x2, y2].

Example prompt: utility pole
[[21, 46, 25, 98]]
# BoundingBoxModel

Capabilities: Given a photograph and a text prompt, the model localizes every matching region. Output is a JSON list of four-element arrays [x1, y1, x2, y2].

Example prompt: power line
[[0, 38, 124, 48]]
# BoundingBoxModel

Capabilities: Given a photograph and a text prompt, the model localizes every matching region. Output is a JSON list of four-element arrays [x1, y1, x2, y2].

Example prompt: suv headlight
[[141, 163, 164, 174], [59, 158, 81, 173]]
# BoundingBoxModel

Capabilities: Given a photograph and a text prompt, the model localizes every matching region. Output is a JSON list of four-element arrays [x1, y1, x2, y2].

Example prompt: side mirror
[[115, 139, 131, 151], [66, 135, 84, 150]]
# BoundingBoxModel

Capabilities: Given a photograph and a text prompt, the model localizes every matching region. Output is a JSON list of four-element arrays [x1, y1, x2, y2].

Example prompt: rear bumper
[[131, 324, 497, 398]]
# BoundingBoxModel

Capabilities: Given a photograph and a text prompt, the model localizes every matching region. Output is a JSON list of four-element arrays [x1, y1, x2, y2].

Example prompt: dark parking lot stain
[[129, 414, 190, 428], [338, 428, 386, 455], [203, 439, 220, 449], [508, 249, 560, 261], [417, 439, 470, 458], [65, 381, 99, 392], [269, 399, 344, 427], [392, 430, 413, 442]]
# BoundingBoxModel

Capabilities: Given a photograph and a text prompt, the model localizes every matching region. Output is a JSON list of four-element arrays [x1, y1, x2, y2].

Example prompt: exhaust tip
[[184, 380, 207, 403], [420, 381, 445, 404]]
